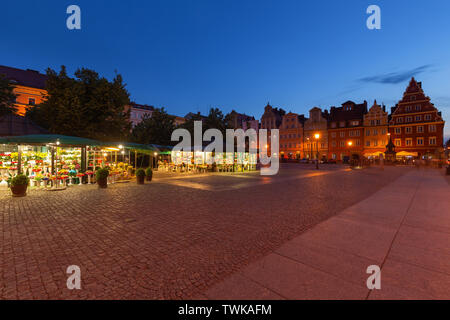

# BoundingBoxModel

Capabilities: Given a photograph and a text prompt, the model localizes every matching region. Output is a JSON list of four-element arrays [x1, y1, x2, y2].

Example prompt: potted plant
[[145, 167, 153, 182], [136, 168, 145, 184], [96, 168, 109, 189], [10, 174, 29, 197]]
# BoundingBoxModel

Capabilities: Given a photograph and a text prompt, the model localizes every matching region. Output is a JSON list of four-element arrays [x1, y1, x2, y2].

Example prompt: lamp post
[[314, 133, 320, 169], [347, 141, 353, 165]]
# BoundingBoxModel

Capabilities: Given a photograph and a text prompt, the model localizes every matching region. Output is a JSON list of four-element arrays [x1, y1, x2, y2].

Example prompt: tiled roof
[[329, 101, 368, 122], [0, 65, 47, 89]]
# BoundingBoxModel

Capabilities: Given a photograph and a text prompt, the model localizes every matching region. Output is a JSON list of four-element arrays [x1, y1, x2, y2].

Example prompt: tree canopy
[[130, 107, 176, 146], [27, 66, 131, 141], [0, 74, 16, 116]]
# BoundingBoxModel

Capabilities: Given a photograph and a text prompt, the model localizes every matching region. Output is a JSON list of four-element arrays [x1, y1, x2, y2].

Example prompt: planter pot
[[11, 184, 28, 197], [145, 175, 152, 182], [137, 175, 145, 184], [97, 178, 108, 189]]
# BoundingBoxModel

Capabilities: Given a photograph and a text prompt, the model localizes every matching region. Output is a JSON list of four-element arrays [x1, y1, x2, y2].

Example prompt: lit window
[[429, 137, 436, 145], [417, 137, 424, 145], [395, 139, 401, 147]]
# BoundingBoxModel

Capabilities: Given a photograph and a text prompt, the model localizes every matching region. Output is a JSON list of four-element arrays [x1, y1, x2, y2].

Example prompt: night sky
[[1, 0, 449, 139]]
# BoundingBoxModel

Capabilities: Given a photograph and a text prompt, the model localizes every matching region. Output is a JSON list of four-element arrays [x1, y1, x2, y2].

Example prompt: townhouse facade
[[388, 78, 445, 159], [0, 65, 48, 116], [327, 101, 368, 161], [303, 107, 328, 160], [363, 100, 389, 159], [260, 103, 285, 155], [279, 112, 305, 159]]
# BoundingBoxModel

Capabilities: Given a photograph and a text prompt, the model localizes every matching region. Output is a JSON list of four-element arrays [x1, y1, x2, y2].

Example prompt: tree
[[130, 107, 175, 146], [27, 66, 131, 141], [0, 74, 16, 116]]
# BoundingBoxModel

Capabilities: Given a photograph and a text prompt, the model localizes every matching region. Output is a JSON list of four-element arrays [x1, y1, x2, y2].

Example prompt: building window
[[321, 142, 325, 149], [405, 127, 412, 134], [376, 119, 381, 125], [28, 98, 36, 105], [429, 137, 436, 145], [373, 129, 378, 135], [395, 127, 401, 134], [406, 138, 413, 146], [410, 95, 416, 101], [356, 140, 361, 146], [332, 153, 336, 160], [356, 130, 360, 136], [351, 121, 359, 126], [395, 139, 401, 147], [339, 121, 345, 127], [331, 122, 337, 128], [373, 140, 378, 146], [406, 116, 412, 122], [340, 131, 345, 138], [332, 141, 336, 147], [339, 141, 345, 147], [415, 105, 421, 111], [406, 106, 412, 111], [396, 117, 403, 123], [370, 120, 375, 126], [424, 114, 432, 121], [381, 128, 386, 135], [331, 132, 336, 138], [429, 124, 436, 132], [417, 137, 424, 145], [415, 115, 422, 121], [366, 130, 370, 136], [417, 126, 424, 133], [349, 131, 354, 137], [366, 141, 370, 147]]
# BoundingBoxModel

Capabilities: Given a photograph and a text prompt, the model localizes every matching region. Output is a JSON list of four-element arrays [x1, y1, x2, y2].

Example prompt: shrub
[[96, 168, 109, 180], [10, 174, 29, 187], [136, 168, 146, 177], [145, 167, 153, 176]]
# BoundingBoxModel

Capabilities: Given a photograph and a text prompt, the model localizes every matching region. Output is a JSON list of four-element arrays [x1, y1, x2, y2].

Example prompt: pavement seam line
[[365, 170, 423, 300]]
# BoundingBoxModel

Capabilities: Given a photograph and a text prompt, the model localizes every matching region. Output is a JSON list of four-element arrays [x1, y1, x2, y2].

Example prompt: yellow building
[[363, 100, 389, 159]]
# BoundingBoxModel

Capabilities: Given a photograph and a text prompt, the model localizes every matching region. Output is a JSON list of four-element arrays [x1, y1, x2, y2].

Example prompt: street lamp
[[314, 133, 320, 169]]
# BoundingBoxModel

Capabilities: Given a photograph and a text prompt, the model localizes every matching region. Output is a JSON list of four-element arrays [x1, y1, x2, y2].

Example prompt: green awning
[[1, 134, 102, 147]]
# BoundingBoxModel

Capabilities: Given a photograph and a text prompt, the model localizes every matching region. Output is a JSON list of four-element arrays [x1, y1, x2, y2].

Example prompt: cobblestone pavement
[[0, 164, 410, 299]]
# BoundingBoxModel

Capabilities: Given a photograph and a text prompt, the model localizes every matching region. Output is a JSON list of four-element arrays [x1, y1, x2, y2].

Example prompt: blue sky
[[1, 0, 449, 139]]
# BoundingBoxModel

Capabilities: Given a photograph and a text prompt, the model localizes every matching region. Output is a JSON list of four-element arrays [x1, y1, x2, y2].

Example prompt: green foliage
[[135, 168, 146, 177], [10, 174, 29, 187], [131, 107, 175, 145], [0, 75, 17, 116], [27, 66, 131, 141], [145, 167, 153, 176], [95, 168, 109, 180], [179, 108, 229, 145]]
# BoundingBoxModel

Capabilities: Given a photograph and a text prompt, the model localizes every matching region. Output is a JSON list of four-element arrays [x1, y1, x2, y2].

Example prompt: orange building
[[0, 65, 48, 116], [389, 78, 445, 159], [279, 112, 305, 159], [328, 100, 368, 162]]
